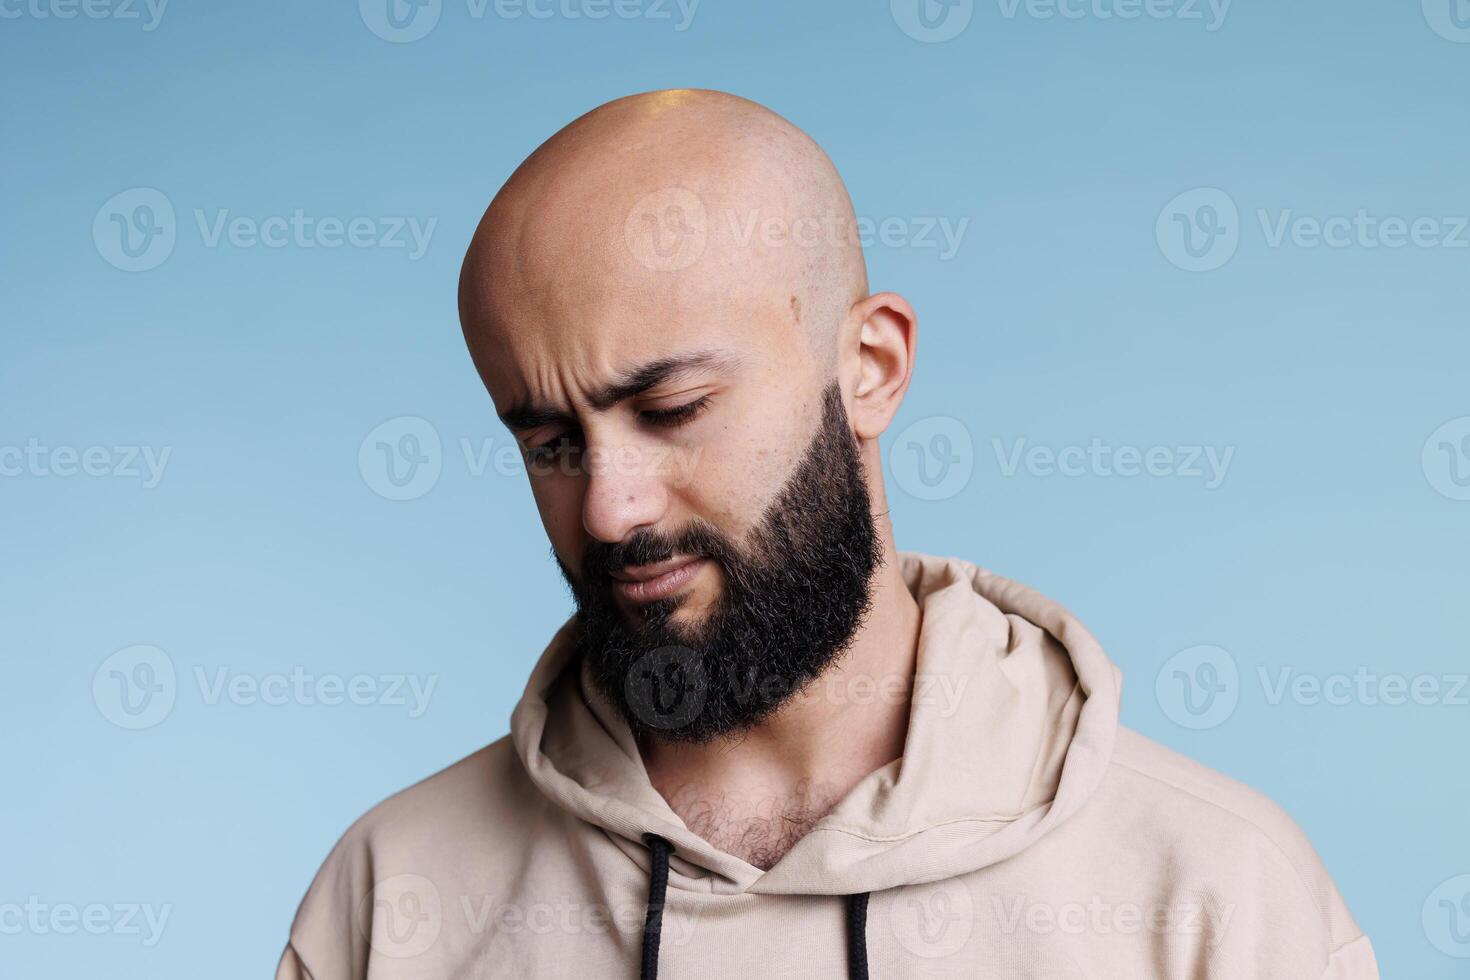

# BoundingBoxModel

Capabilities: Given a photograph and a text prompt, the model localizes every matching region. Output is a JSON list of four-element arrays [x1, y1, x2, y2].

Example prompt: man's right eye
[[525, 431, 583, 465]]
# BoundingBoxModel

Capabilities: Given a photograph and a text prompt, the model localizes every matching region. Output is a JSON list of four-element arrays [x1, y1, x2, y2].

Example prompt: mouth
[[608, 556, 709, 605]]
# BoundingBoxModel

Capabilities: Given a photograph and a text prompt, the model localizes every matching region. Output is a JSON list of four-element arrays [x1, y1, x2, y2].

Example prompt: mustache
[[579, 520, 728, 583]]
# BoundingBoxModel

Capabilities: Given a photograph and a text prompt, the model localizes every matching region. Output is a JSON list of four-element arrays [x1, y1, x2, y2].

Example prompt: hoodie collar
[[510, 551, 1122, 896]]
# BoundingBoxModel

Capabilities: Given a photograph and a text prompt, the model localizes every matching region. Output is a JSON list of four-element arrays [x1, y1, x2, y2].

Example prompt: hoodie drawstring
[[640, 834, 871, 980], [845, 891, 870, 980], [640, 834, 672, 980]]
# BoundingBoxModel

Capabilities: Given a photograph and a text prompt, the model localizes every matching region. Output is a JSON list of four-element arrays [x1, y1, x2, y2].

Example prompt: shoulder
[[1096, 727, 1368, 960], [305, 734, 547, 879], [336, 735, 538, 851], [1107, 726, 1326, 865], [277, 737, 543, 978]]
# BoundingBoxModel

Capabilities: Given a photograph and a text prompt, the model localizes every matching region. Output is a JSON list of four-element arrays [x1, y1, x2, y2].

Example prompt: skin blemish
[[789, 295, 801, 323]]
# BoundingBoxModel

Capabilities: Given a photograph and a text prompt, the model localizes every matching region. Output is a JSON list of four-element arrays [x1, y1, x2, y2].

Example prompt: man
[[277, 89, 1378, 978]]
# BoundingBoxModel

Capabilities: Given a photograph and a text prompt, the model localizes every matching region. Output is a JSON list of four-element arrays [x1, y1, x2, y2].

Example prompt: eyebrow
[[497, 347, 740, 431]]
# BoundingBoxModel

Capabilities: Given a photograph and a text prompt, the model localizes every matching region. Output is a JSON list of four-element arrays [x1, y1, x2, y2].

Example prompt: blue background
[[3, 0, 1467, 976]]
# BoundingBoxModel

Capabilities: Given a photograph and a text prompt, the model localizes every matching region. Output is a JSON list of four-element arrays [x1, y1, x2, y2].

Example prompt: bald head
[[458, 89, 868, 383]]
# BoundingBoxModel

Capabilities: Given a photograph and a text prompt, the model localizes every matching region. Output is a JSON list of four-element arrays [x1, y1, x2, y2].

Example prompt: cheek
[[674, 419, 802, 536], [531, 478, 587, 566]]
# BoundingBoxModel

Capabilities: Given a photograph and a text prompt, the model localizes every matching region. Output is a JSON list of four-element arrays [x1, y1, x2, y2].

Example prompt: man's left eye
[[639, 396, 711, 427]]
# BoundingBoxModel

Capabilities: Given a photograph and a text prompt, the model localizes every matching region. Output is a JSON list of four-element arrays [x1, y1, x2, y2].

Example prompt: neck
[[641, 532, 921, 868]]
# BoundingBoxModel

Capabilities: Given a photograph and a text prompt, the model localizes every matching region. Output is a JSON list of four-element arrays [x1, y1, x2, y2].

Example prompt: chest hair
[[661, 778, 843, 871]]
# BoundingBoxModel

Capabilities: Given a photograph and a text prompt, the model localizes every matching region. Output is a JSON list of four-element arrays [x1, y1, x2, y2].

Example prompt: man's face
[[473, 246, 881, 739]]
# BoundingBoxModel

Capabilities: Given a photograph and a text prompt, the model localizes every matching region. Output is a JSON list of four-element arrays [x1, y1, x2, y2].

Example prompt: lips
[[608, 556, 708, 604]]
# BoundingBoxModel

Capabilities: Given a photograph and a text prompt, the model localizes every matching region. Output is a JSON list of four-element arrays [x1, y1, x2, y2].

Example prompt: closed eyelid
[[523, 423, 582, 450], [639, 386, 717, 409], [498, 348, 741, 431]]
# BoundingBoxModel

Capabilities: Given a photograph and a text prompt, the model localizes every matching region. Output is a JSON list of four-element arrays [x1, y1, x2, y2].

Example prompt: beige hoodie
[[277, 552, 1379, 979]]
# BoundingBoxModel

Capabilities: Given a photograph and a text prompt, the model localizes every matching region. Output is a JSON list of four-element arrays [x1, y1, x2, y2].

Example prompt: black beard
[[557, 381, 883, 744]]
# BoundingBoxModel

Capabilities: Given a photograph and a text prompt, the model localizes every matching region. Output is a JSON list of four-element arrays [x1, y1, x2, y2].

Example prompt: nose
[[581, 441, 672, 545]]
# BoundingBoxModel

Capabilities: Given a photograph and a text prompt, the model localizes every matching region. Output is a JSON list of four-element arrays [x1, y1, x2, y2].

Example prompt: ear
[[846, 291, 917, 441]]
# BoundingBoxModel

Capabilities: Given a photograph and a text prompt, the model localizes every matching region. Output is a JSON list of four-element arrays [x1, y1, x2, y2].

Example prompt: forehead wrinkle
[[586, 347, 740, 410]]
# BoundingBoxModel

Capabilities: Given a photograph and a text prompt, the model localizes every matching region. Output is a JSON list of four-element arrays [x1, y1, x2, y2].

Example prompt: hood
[[510, 551, 1122, 898]]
